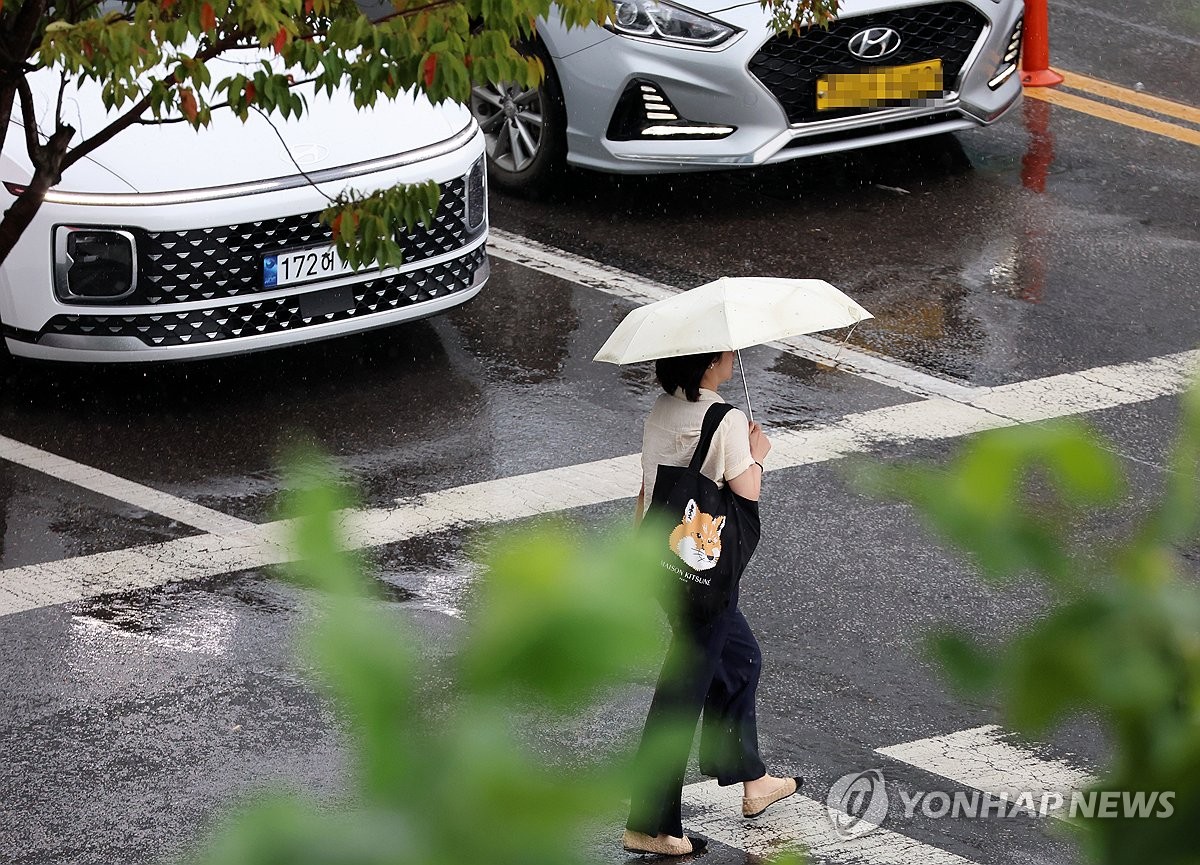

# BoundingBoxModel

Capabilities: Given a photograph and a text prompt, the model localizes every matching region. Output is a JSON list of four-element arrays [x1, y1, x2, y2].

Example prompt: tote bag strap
[[688, 403, 738, 472]]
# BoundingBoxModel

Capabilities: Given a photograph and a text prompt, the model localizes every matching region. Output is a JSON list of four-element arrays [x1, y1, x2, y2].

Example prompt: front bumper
[[546, 0, 1024, 172], [1, 125, 489, 362], [7, 250, 489, 363]]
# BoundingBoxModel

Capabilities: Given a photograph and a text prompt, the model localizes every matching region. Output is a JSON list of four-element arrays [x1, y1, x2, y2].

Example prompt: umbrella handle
[[833, 320, 861, 363], [737, 349, 754, 425]]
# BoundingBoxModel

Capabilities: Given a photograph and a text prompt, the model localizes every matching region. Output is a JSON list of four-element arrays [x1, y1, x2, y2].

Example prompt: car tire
[[469, 42, 567, 198]]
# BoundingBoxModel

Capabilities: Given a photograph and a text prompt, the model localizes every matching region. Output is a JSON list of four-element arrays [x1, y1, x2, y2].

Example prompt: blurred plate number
[[816, 59, 944, 110]]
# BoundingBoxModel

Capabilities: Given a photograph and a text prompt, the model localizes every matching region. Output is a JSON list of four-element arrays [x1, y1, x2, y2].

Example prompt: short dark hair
[[655, 352, 720, 402]]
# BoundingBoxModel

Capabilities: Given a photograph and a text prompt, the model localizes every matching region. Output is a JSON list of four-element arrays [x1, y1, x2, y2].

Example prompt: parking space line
[[0, 433, 253, 535], [1056, 69, 1200, 126], [488, 230, 981, 401], [487, 228, 677, 304], [1023, 86, 1200, 147], [1, 349, 1194, 619], [877, 725, 1096, 820]]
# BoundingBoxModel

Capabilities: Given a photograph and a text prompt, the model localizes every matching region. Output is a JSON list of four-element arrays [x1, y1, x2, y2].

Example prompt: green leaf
[[863, 382, 1200, 863], [459, 521, 671, 709], [926, 630, 998, 694]]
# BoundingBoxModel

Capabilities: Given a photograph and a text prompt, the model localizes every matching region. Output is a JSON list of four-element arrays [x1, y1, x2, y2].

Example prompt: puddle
[[67, 573, 299, 660], [71, 592, 236, 657], [373, 579, 419, 604], [372, 532, 482, 619]]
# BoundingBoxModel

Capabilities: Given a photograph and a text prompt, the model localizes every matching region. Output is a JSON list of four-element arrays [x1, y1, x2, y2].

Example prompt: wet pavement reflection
[[0, 259, 910, 524], [492, 109, 1198, 386], [0, 13, 1196, 862]]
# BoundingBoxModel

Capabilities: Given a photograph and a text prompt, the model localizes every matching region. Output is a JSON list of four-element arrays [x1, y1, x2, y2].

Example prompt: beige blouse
[[640, 387, 755, 516]]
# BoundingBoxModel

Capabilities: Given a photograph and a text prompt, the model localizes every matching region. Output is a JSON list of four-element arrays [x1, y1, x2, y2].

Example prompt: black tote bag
[[645, 402, 761, 627]]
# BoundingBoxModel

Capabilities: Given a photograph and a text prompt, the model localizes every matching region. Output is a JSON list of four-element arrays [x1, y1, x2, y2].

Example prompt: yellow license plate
[[816, 59, 944, 111]]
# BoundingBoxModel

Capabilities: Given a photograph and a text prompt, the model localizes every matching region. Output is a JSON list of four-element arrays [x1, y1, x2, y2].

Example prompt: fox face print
[[669, 498, 725, 572]]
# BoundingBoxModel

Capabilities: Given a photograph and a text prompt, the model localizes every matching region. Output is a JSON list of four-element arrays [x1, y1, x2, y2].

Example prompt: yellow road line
[[1056, 69, 1200, 126], [1023, 86, 1200, 147]]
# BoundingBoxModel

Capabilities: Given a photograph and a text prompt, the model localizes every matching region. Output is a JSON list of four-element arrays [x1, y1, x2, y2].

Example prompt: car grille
[[40, 247, 486, 348], [132, 177, 470, 305], [749, 2, 988, 125]]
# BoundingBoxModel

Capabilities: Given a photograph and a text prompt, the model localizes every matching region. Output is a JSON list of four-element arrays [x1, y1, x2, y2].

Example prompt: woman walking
[[623, 350, 803, 858]]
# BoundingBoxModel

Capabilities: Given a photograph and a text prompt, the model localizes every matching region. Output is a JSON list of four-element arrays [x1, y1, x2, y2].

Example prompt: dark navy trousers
[[626, 604, 767, 839]]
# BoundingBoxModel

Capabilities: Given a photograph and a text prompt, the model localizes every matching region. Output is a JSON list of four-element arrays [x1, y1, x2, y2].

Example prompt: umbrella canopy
[[593, 277, 872, 365]]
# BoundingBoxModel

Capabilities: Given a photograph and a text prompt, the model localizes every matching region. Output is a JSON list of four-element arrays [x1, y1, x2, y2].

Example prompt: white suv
[[0, 69, 488, 362]]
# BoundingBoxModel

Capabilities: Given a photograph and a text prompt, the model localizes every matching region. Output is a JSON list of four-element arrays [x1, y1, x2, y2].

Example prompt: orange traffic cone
[[1021, 0, 1064, 87]]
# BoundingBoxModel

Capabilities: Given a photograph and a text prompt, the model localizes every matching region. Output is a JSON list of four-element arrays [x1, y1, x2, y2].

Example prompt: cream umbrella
[[593, 277, 872, 420]]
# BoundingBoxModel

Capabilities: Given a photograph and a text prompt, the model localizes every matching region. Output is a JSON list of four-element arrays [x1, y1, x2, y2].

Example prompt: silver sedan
[[470, 0, 1024, 193]]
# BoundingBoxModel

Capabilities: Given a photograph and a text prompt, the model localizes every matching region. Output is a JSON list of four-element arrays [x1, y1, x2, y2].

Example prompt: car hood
[[10, 51, 472, 195]]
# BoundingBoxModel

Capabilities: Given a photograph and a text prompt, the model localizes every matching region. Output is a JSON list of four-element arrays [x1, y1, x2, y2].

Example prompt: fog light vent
[[54, 227, 138, 303], [607, 79, 736, 141], [989, 17, 1023, 89]]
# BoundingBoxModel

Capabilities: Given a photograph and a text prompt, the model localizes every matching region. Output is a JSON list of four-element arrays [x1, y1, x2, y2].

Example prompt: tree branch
[[58, 91, 150, 170], [61, 28, 252, 171], [0, 71, 78, 265], [137, 107, 227, 125], [129, 74, 322, 125], [0, 0, 49, 171], [0, 85, 14, 161], [72, 0, 108, 20], [376, 0, 463, 22], [55, 71, 68, 125], [9, 0, 50, 65], [15, 75, 44, 165]]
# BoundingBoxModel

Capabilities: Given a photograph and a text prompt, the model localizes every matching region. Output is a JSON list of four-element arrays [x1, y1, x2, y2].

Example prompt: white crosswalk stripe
[[877, 725, 1097, 819], [682, 779, 983, 864], [677, 723, 1098, 862], [0, 232, 1197, 619], [0, 348, 1197, 618]]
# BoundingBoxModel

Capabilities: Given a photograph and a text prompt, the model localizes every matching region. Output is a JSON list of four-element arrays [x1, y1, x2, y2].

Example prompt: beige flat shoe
[[621, 830, 707, 856], [742, 776, 804, 818]]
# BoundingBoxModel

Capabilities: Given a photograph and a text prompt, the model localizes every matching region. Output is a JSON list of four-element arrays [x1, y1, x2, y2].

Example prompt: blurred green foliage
[[860, 386, 1200, 864], [191, 452, 779, 864]]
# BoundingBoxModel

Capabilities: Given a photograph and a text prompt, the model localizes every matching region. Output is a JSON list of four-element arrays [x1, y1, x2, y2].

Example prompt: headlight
[[465, 156, 486, 231], [609, 0, 736, 47], [54, 227, 138, 303]]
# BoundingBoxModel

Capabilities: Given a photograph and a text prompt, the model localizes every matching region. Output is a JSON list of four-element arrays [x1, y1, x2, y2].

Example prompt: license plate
[[816, 59, 944, 111], [262, 244, 359, 289]]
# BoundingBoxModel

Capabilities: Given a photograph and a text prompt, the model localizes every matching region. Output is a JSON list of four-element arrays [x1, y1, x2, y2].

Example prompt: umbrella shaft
[[738, 349, 754, 424]]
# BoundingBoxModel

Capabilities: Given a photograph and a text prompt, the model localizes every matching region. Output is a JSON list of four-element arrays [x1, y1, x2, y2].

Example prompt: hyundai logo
[[287, 144, 330, 167], [847, 27, 902, 61]]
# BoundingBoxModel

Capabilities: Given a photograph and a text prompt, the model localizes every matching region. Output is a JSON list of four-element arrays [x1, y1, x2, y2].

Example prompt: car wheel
[[469, 46, 567, 197]]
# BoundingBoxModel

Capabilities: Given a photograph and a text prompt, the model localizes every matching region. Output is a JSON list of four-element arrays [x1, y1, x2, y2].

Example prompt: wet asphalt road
[[1, 1, 1198, 863]]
